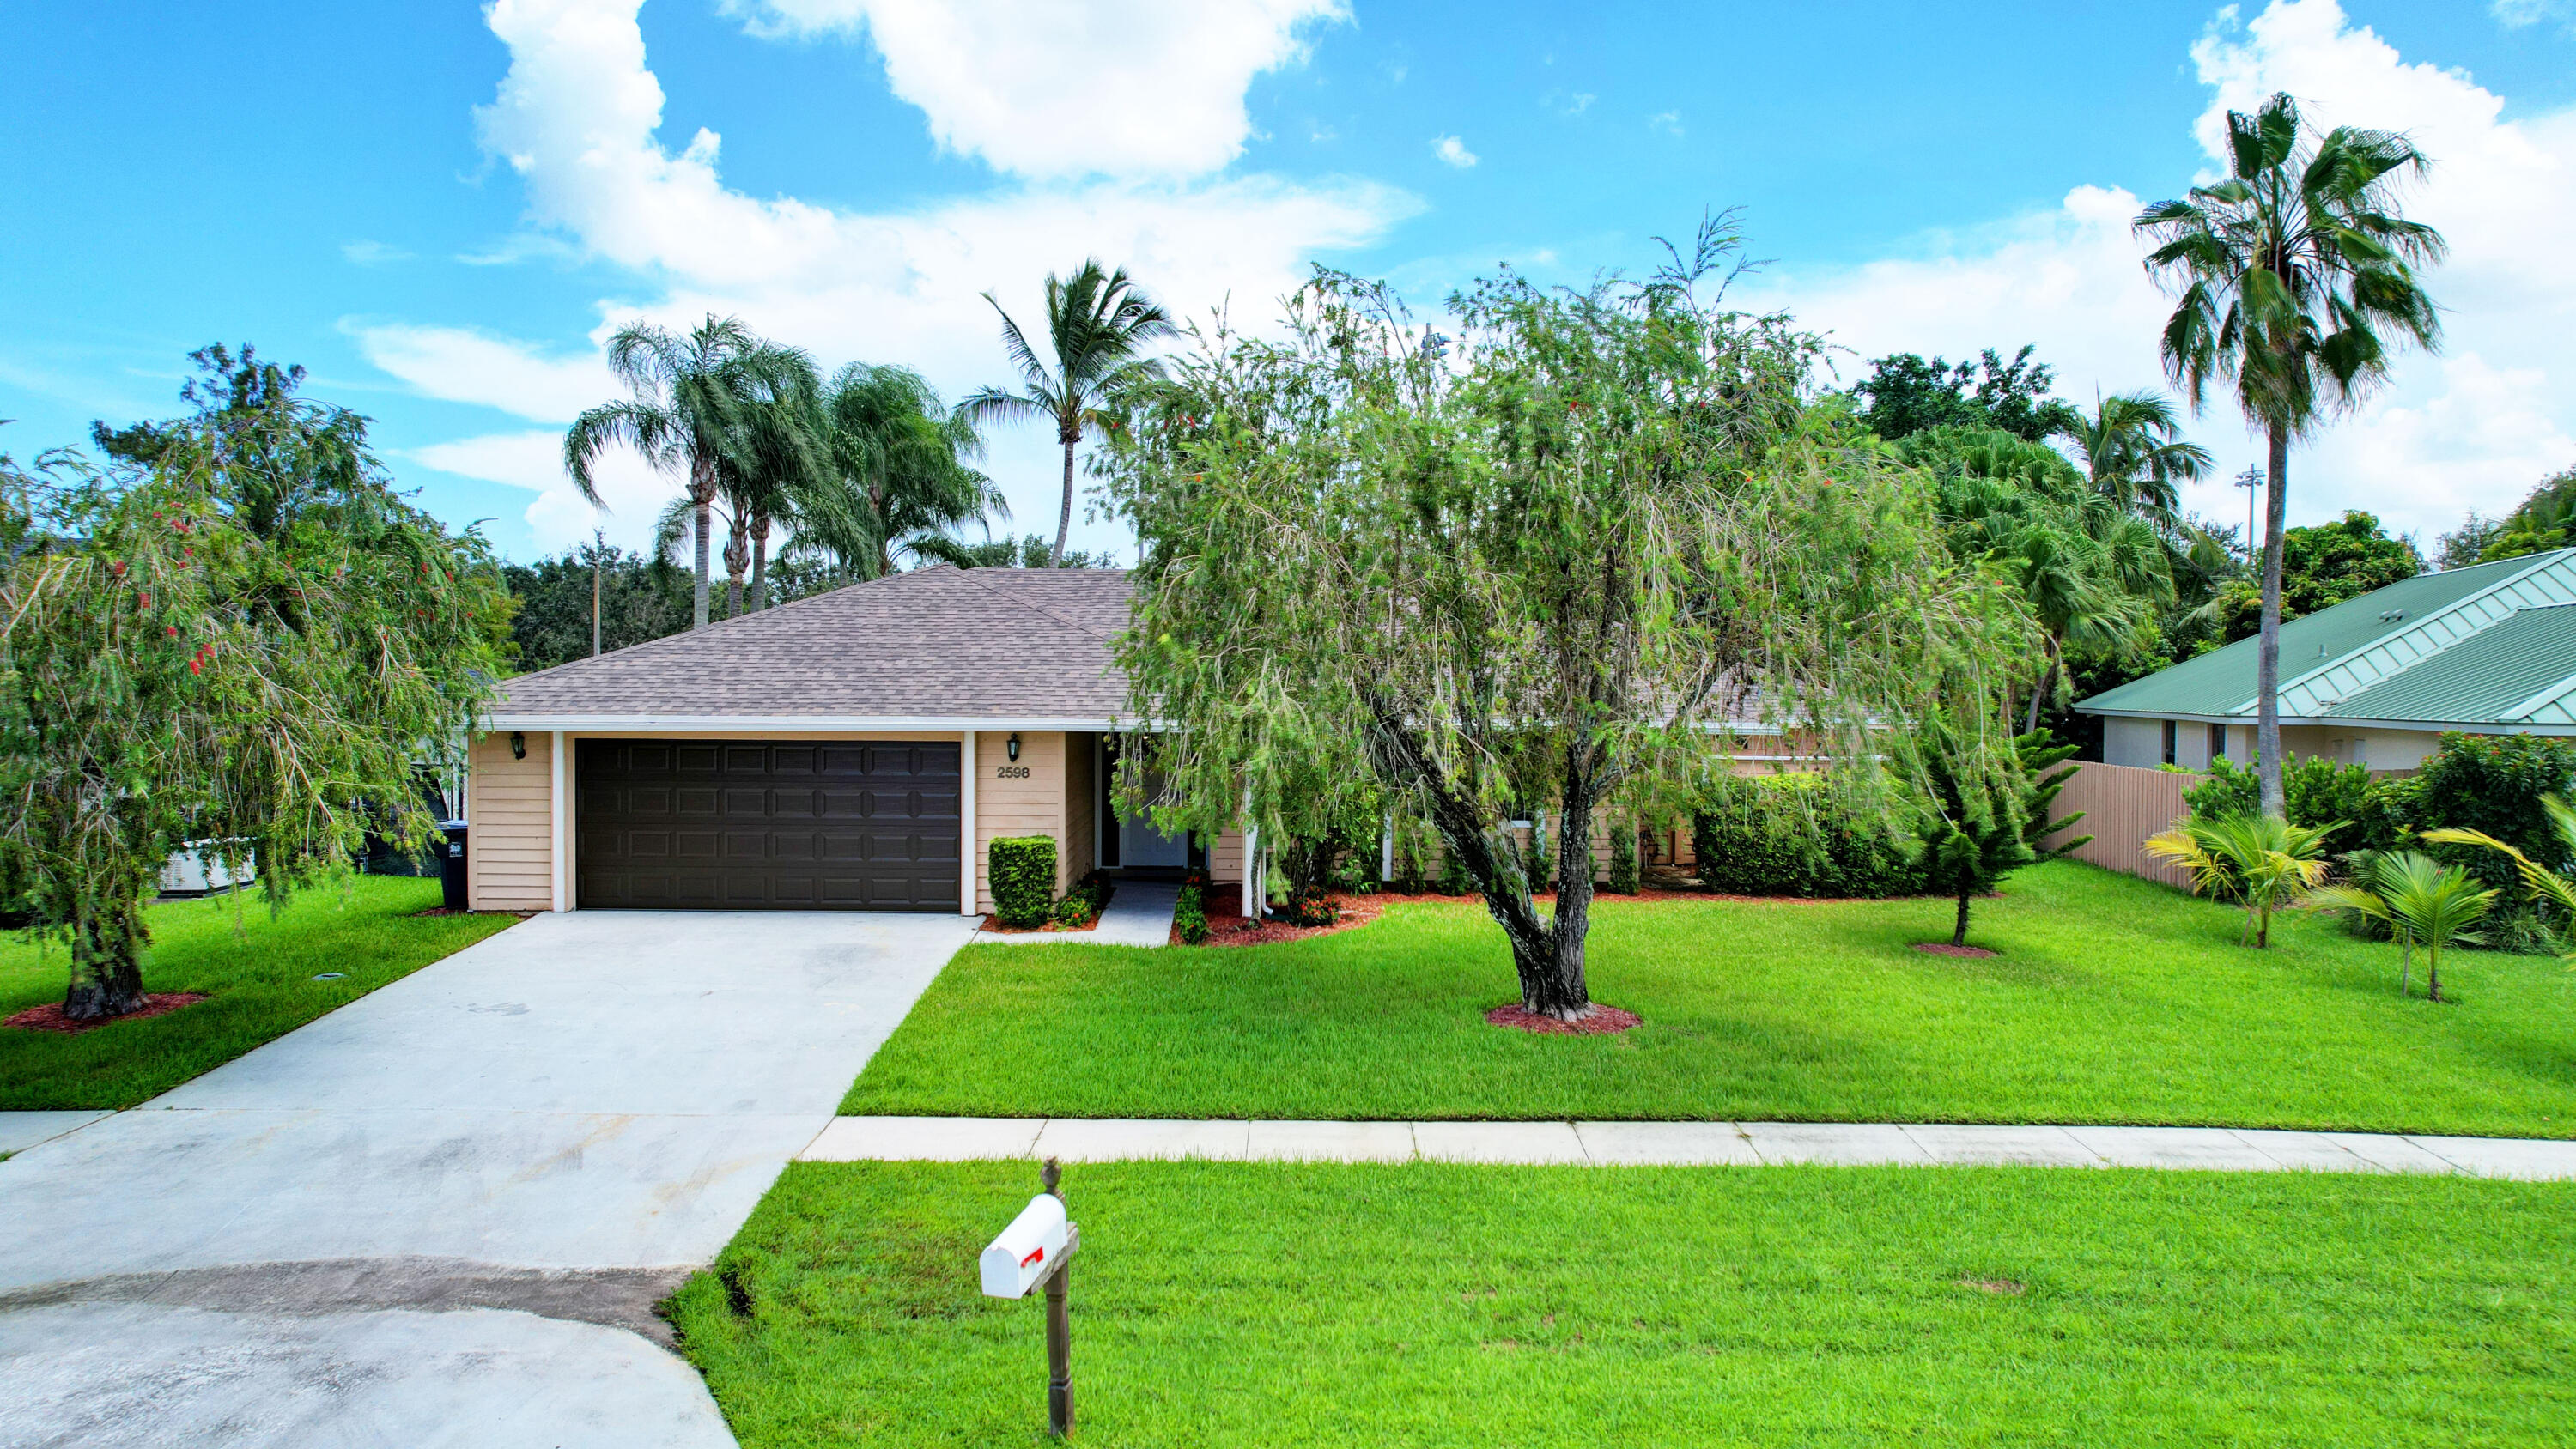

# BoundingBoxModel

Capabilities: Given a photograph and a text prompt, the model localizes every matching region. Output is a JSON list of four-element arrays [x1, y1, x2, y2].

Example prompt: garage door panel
[[577, 739, 962, 911]]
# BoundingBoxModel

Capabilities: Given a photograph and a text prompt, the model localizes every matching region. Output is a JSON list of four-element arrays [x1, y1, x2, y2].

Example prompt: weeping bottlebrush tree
[[1102, 225, 2032, 1021], [0, 351, 505, 1020]]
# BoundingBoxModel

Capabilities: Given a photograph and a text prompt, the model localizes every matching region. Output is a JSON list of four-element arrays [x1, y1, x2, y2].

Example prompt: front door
[[1117, 761, 1190, 868]]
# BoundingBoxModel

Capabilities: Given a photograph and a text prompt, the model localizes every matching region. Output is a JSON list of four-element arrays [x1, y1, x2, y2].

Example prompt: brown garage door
[[575, 740, 962, 910]]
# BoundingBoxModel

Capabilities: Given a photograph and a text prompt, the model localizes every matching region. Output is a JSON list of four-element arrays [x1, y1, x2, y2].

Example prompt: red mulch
[[981, 913, 1099, 935], [6, 992, 209, 1034], [1912, 943, 1997, 959], [1177, 885, 1748, 949], [1485, 1003, 1643, 1035]]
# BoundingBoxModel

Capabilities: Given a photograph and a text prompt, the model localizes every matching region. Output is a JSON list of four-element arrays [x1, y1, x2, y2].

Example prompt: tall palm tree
[[2059, 389, 2213, 531], [960, 260, 1173, 567], [818, 363, 1008, 578], [2136, 91, 2445, 819], [564, 315, 817, 629], [714, 365, 828, 615]]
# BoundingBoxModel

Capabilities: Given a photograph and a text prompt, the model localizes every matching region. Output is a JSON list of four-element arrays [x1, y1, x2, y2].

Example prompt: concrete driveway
[[0, 908, 974, 1448]]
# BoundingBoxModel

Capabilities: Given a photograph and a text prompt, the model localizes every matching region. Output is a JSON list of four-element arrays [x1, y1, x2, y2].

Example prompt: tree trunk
[[1366, 703, 1594, 1020], [2255, 422, 2289, 819], [723, 512, 750, 620], [1953, 890, 1972, 949], [1050, 436, 1075, 568], [2023, 637, 2060, 737], [2400, 937, 2412, 997], [1540, 758, 1599, 1019], [750, 514, 771, 612], [2426, 948, 2443, 1004], [690, 476, 714, 631], [61, 890, 149, 1022]]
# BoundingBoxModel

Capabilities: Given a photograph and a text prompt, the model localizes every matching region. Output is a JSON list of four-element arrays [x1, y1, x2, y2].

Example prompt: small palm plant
[[2380, 864, 2494, 1003], [2306, 850, 2443, 997], [2423, 792, 2576, 968], [2146, 813, 2339, 947]]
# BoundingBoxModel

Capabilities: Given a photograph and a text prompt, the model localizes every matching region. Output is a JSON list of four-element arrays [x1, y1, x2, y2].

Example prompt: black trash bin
[[439, 819, 468, 911]]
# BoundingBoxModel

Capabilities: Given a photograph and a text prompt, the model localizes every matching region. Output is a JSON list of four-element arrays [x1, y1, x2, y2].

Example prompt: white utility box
[[979, 1192, 1070, 1299]]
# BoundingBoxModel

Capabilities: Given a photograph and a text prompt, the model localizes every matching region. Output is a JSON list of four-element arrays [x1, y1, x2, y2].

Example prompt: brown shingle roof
[[489, 565, 1135, 723]]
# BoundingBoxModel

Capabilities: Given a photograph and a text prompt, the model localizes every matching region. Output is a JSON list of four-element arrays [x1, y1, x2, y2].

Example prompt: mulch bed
[[1177, 884, 1765, 949], [1912, 943, 1997, 959], [981, 914, 1100, 935], [1485, 1003, 1643, 1035], [6, 992, 210, 1034]]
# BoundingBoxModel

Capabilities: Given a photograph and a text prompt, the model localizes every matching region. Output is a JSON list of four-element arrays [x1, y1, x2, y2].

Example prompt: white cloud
[[2490, 0, 2573, 31], [347, 323, 616, 424], [406, 428, 669, 550], [340, 240, 411, 265], [1649, 110, 1682, 136], [730, 0, 1345, 180], [375, 0, 1412, 555], [1755, 0, 2576, 544], [1431, 134, 1477, 167]]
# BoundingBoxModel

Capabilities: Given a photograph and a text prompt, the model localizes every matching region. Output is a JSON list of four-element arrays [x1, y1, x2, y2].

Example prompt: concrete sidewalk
[[803, 1116, 2576, 1179], [975, 882, 1179, 949]]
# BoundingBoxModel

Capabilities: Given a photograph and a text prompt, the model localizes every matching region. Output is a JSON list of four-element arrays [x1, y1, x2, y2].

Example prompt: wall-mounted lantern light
[[510, 731, 526, 761], [1006, 732, 1022, 762]]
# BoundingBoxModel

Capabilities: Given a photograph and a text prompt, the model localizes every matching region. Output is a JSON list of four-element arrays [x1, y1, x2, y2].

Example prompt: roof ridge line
[[945, 566, 1121, 645], [2229, 549, 2575, 715]]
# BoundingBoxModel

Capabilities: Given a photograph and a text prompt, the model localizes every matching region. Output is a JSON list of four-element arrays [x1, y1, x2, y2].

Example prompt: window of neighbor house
[[2209, 723, 2227, 760], [2161, 720, 2177, 766]]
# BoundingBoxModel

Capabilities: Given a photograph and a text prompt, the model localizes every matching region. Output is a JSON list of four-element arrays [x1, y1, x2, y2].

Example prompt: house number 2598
[[995, 766, 1031, 779]]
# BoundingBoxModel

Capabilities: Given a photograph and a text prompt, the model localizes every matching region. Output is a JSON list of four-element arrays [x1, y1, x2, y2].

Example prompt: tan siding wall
[[467, 731, 553, 911], [1065, 732, 1097, 885], [2050, 761, 2202, 889], [975, 730, 1066, 913], [1211, 826, 1247, 888]]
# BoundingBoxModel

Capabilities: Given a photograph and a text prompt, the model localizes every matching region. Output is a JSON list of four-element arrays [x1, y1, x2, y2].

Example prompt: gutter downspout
[[550, 730, 569, 912], [961, 730, 979, 917]]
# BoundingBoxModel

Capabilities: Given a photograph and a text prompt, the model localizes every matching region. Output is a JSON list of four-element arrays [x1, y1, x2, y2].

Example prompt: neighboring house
[[2077, 547, 2576, 773], [467, 566, 1237, 917]]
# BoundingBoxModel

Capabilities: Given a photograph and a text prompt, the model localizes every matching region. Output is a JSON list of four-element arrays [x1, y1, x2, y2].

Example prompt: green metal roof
[[2078, 549, 2573, 719], [2324, 602, 2576, 724]]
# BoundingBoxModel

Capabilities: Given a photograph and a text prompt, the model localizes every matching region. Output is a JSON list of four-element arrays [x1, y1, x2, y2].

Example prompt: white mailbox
[[980, 1192, 1071, 1299]]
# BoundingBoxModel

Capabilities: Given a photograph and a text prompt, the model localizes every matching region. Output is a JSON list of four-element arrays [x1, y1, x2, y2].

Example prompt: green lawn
[[671, 1159, 2576, 1448], [0, 876, 520, 1110], [846, 861, 2576, 1137]]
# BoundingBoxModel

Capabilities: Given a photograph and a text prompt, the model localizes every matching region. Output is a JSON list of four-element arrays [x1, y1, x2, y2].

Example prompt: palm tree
[[2146, 813, 2340, 948], [715, 367, 829, 615], [2307, 849, 2434, 996], [818, 363, 1008, 578], [2059, 390, 2213, 531], [2136, 91, 2445, 820], [1906, 427, 2169, 731], [564, 315, 817, 629], [2425, 793, 2576, 970], [960, 260, 1173, 567]]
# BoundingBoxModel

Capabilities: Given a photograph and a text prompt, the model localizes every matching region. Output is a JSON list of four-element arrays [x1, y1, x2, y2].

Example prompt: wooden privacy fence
[[2048, 762, 2202, 889]]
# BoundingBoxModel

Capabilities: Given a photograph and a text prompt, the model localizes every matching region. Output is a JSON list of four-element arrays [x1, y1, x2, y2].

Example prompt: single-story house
[[2077, 546, 2576, 772], [467, 565, 1249, 917]]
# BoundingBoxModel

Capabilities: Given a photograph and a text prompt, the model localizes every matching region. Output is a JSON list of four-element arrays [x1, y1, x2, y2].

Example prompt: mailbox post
[[980, 1157, 1081, 1437]]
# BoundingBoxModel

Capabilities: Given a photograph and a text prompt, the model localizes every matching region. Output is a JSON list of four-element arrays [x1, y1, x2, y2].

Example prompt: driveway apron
[[0, 909, 972, 1448]]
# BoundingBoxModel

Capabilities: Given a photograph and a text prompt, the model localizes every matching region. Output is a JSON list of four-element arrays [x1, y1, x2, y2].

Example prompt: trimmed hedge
[[2183, 755, 2379, 855], [1607, 815, 1640, 894], [1692, 774, 1923, 899], [2410, 732, 2576, 895], [988, 835, 1056, 927]]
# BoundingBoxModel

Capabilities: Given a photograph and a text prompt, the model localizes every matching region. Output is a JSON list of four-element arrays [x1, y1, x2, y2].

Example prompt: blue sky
[[6, 0, 2574, 563]]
